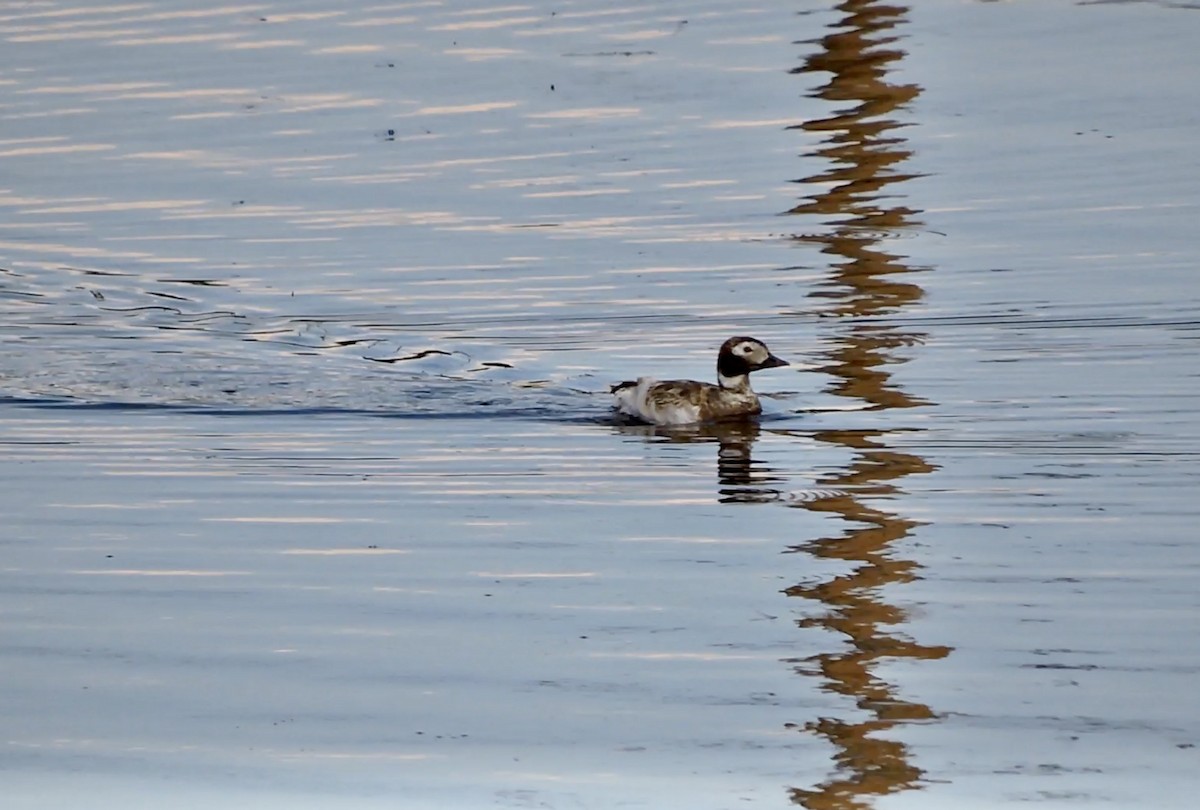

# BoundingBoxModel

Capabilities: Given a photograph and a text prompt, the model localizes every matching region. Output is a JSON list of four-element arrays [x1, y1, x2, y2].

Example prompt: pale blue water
[[3, 1, 1199, 808]]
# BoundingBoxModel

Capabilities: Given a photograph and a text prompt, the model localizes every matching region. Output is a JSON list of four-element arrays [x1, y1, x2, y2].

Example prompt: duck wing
[[612, 378, 712, 425]]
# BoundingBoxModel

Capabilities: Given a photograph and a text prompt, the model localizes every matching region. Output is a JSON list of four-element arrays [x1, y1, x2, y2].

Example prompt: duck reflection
[[614, 419, 784, 504], [784, 2, 949, 808]]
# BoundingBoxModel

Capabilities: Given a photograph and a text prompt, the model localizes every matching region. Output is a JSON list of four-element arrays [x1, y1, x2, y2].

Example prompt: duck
[[611, 336, 788, 426]]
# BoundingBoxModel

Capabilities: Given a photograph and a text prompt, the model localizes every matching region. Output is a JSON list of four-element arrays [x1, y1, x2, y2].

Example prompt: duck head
[[717, 336, 788, 387]]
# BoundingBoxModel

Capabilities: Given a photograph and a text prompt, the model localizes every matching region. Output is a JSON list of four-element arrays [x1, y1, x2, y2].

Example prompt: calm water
[[3, 1, 1199, 808]]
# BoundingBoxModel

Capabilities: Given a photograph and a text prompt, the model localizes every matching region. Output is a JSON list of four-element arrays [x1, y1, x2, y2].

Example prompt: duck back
[[613, 377, 760, 425]]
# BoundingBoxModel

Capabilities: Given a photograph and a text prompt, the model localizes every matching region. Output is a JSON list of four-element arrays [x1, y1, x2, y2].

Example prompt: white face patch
[[735, 341, 766, 364]]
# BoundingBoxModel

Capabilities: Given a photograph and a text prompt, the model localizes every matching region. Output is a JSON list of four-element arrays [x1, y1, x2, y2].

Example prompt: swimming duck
[[611, 336, 788, 426]]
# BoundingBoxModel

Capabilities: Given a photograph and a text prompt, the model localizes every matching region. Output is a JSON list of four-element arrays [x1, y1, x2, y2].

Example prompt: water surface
[[3, 1, 1199, 808]]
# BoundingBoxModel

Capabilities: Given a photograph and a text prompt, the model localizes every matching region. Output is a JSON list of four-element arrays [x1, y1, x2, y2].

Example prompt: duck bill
[[759, 354, 788, 369]]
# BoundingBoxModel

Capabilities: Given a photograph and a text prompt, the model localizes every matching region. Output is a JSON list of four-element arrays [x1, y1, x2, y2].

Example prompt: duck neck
[[717, 353, 753, 392], [717, 372, 752, 393]]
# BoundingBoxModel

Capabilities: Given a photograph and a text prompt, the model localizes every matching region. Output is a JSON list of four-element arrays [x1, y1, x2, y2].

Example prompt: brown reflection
[[783, 2, 948, 808], [783, 432, 947, 808], [788, 2, 921, 230], [788, 0, 925, 329]]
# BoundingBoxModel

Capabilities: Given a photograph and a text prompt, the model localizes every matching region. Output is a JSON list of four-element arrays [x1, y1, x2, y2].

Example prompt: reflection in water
[[615, 420, 785, 504], [712, 421, 781, 504], [788, 3, 921, 231], [784, 2, 948, 808], [783, 432, 946, 808]]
